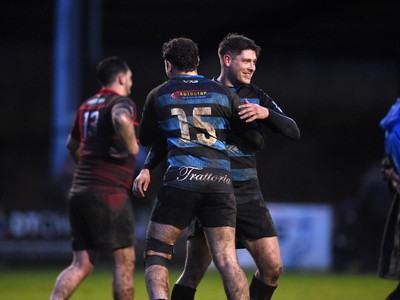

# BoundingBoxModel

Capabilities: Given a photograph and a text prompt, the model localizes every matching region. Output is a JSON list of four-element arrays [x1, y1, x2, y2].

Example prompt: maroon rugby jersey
[[69, 88, 137, 195]]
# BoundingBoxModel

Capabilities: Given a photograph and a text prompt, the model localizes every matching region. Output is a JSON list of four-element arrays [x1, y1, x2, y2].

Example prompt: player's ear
[[223, 54, 232, 66], [118, 73, 125, 85], [164, 60, 172, 72]]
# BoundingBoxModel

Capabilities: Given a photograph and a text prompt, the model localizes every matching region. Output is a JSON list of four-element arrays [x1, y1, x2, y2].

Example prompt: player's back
[[141, 75, 246, 193], [70, 92, 136, 193], [77, 94, 125, 157]]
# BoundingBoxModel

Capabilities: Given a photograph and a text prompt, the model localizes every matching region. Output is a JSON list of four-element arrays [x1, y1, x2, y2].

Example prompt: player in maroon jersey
[[50, 56, 139, 300]]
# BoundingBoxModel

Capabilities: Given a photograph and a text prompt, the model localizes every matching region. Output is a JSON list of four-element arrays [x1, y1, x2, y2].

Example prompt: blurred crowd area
[[0, 146, 394, 272]]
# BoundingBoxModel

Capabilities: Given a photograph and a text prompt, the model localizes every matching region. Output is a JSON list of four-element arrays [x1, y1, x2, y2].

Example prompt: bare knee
[[71, 251, 96, 277], [269, 261, 283, 281], [212, 252, 238, 271], [257, 260, 283, 284], [113, 247, 135, 278], [246, 237, 283, 284], [116, 248, 135, 267]]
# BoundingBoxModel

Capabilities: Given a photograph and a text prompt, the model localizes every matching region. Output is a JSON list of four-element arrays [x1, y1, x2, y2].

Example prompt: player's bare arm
[[112, 106, 139, 156], [133, 168, 151, 198]]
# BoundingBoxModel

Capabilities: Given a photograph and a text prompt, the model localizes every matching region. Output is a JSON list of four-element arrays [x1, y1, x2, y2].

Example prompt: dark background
[[0, 0, 399, 270]]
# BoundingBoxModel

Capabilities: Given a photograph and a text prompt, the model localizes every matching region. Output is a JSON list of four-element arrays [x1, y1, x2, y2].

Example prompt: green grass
[[0, 267, 397, 300]]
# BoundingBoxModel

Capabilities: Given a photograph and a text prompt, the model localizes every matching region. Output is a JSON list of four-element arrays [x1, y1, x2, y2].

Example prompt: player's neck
[[173, 70, 198, 77], [217, 74, 234, 88]]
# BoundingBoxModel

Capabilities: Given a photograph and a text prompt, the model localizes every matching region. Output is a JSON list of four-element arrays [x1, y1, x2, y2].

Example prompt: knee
[[144, 238, 175, 269], [72, 259, 95, 277], [212, 252, 238, 271], [259, 260, 283, 283], [271, 261, 283, 281], [124, 255, 135, 274], [70, 262, 94, 279], [113, 247, 135, 272]]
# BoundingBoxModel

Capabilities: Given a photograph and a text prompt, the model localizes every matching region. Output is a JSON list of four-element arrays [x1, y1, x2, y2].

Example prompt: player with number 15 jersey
[[139, 75, 264, 194]]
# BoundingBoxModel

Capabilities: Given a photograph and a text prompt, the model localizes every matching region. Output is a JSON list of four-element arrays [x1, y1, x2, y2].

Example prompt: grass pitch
[[0, 267, 397, 299]]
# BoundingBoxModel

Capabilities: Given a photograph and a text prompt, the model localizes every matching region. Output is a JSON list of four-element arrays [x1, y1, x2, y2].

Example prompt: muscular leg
[[50, 250, 97, 300], [112, 247, 135, 300], [145, 221, 183, 300], [244, 236, 283, 299], [176, 234, 212, 287], [204, 226, 249, 300], [171, 234, 212, 299]]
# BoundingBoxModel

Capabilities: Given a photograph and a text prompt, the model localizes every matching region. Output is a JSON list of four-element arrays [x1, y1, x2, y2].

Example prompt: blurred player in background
[[50, 56, 139, 300], [378, 97, 400, 300]]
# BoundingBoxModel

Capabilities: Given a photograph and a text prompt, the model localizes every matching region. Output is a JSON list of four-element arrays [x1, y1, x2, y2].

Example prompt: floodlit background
[[0, 0, 399, 272]]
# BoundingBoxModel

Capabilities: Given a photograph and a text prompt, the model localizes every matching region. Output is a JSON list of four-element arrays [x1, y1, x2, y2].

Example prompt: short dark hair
[[96, 56, 129, 87], [218, 33, 261, 58], [162, 37, 199, 72]]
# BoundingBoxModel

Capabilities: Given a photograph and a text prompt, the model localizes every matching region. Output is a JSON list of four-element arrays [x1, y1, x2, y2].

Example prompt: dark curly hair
[[162, 37, 199, 72]]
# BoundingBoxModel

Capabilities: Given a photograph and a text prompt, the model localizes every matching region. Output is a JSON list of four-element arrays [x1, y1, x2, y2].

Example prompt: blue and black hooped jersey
[[223, 82, 288, 203], [139, 75, 262, 193]]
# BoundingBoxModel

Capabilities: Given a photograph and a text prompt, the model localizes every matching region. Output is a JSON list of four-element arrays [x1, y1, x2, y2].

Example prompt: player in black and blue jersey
[[138, 37, 268, 300], [135, 33, 300, 300], [171, 33, 300, 300]]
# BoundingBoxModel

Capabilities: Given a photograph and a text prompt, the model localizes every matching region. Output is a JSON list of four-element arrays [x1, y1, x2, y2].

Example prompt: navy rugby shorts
[[150, 186, 236, 230], [189, 197, 277, 248]]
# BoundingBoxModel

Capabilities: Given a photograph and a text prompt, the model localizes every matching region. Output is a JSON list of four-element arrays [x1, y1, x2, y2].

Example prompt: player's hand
[[133, 168, 151, 198], [238, 99, 269, 122], [384, 169, 400, 193], [381, 156, 393, 181]]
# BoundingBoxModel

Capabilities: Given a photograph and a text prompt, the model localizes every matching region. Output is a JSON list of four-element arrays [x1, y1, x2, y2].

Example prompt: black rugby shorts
[[234, 199, 277, 248], [150, 186, 236, 229], [68, 192, 135, 251], [189, 198, 277, 248]]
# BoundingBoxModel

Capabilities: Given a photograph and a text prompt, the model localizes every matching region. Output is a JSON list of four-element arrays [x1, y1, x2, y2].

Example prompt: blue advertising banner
[[237, 203, 333, 270]]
